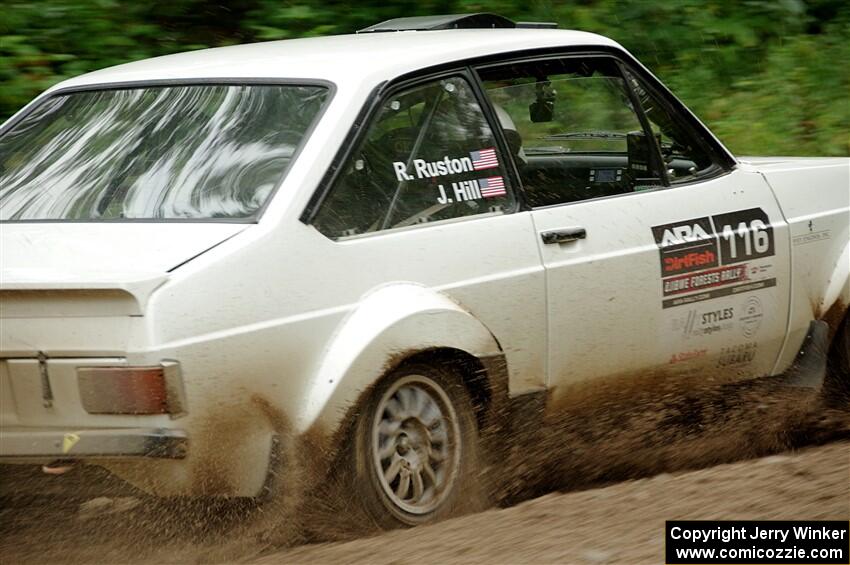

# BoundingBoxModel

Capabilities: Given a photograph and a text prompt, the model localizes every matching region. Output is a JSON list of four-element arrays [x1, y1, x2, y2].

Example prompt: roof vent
[[516, 21, 558, 29], [357, 13, 557, 33]]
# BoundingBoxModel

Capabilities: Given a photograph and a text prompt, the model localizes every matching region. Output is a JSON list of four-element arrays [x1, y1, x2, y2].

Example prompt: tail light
[[77, 361, 185, 416]]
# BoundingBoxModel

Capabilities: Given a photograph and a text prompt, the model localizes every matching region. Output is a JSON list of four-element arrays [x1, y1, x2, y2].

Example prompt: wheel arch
[[294, 283, 507, 439]]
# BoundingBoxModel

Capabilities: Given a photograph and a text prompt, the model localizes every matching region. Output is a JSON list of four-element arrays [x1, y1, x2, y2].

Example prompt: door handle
[[541, 227, 587, 244]]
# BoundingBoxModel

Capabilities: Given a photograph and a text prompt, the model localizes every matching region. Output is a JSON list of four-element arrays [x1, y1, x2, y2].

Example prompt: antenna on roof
[[357, 13, 558, 33]]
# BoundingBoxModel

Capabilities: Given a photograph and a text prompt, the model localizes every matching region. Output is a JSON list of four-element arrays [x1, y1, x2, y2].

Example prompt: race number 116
[[713, 209, 775, 265]]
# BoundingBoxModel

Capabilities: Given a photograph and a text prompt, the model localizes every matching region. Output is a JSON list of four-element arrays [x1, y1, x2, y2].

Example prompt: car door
[[476, 54, 791, 390]]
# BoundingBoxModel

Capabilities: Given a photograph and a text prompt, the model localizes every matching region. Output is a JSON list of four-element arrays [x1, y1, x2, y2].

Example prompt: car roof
[[55, 29, 621, 90]]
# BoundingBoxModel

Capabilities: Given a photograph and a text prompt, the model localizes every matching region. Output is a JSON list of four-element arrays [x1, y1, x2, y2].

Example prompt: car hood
[[738, 155, 849, 167], [0, 223, 245, 286]]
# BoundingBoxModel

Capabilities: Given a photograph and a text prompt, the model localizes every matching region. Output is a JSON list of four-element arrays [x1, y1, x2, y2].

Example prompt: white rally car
[[1, 14, 848, 525]]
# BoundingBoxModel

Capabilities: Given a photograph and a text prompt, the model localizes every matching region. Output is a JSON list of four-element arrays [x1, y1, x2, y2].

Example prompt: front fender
[[293, 283, 502, 435], [820, 241, 850, 317]]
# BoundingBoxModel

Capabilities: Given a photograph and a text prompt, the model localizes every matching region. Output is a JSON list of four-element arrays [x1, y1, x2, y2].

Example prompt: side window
[[313, 76, 514, 239], [622, 68, 718, 182], [478, 57, 665, 208]]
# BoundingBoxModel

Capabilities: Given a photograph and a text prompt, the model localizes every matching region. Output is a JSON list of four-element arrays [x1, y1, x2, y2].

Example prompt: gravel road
[[261, 440, 850, 564]]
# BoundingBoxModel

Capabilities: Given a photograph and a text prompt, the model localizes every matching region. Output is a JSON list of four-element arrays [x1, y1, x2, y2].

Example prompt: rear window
[[0, 83, 329, 221]]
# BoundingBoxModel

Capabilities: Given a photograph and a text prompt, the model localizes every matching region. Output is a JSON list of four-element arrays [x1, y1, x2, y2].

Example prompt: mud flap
[[780, 320, 829, 389], [257, 434, 283, 503]]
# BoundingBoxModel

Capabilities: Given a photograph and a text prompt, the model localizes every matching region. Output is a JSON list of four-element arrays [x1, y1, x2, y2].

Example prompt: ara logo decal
[[658, 223, 713, 247]]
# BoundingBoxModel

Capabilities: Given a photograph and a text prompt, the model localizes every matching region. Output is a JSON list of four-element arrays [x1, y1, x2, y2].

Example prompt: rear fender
[[294, 283, 502, 435]]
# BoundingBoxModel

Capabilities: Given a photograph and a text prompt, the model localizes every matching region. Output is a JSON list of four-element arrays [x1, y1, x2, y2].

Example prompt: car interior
[[478, 57, 709, 207]]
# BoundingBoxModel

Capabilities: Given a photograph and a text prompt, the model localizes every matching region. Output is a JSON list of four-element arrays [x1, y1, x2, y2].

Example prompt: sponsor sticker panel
[[652, 208, 777, 310], [655, 207, 781, 373]]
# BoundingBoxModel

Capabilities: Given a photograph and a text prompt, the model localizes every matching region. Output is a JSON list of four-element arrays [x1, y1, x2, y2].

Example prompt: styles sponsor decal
[[673, 297, 765, 339], [674, 307, 736, 339], [702, 307, 735, 325]]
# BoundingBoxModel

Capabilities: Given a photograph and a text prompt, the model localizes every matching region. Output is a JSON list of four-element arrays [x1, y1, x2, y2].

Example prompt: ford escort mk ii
[[1, 14, 848, 526]]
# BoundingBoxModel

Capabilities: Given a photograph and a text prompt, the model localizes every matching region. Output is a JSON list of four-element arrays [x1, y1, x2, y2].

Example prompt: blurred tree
[[1, 0, 848, 155]]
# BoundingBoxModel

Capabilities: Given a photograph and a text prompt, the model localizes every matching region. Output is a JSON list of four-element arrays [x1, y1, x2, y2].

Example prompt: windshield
[[0, 83, 329, 221]]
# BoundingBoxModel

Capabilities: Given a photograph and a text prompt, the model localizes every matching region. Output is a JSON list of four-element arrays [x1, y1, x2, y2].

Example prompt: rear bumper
[[0, 427, 187, 460]]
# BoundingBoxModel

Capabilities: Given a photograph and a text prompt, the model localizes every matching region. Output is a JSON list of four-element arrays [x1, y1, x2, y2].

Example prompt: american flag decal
[[478, 176, 506, 198], [469, 147, 499, 170]]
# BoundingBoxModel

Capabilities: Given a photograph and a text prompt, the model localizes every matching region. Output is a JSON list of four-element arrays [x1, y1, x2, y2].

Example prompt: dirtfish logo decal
[[393, 148, 499, 181]]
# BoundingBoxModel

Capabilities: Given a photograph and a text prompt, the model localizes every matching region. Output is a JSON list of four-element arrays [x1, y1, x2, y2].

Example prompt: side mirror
[[529, 80, 555, 123]]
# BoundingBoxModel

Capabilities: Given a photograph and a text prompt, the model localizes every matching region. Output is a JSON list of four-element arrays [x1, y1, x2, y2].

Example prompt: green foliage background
[[2, 0, 848, 156]]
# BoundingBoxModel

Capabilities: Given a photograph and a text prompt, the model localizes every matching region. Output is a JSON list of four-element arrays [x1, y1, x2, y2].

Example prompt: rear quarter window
[[313, 75, 514, 239]]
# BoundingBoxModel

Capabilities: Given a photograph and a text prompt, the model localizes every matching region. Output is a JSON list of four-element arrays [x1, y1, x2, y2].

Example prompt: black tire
[[353, 362, 487, 527], [823, 312, 850, 409]]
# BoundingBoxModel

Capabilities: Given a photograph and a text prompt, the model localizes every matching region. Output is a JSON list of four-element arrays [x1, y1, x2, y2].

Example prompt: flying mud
[[1, 357, 848, 564]]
